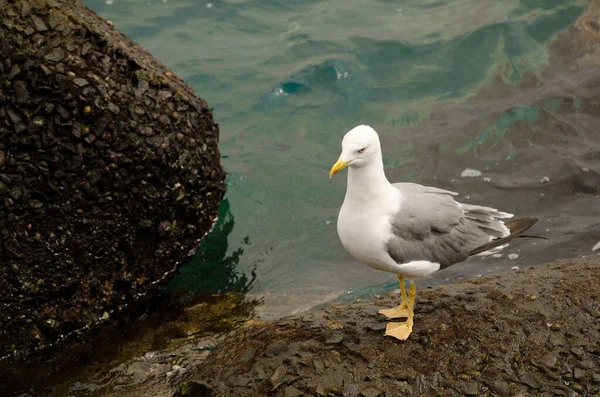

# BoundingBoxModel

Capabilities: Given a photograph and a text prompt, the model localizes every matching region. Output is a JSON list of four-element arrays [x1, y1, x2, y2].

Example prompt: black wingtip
[[504, 216, 539, 235], [469, 216, 540, 256]]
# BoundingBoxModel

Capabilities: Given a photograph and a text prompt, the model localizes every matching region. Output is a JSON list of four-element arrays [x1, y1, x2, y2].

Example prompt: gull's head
[[329, 125, 381, 178]]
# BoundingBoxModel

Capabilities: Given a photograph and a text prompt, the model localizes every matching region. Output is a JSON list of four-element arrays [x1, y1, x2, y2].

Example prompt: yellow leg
[[378, 275, 411, 319], [384, 281, 417, 340]]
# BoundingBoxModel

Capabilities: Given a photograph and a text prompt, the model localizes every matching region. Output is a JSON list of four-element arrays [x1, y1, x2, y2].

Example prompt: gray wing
[[386, 183, 512, 268]]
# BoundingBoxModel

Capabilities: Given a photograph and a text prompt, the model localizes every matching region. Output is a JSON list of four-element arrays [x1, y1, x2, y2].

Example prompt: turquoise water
[[84, 0, 590, 316]]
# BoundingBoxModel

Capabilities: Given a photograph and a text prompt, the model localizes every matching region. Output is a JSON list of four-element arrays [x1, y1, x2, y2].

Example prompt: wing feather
[[386, 184, 513, 268]]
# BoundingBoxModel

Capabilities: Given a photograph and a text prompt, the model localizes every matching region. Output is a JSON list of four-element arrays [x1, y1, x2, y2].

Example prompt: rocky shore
[[42, 254, 599, 397], [179, 254, 600, 397]]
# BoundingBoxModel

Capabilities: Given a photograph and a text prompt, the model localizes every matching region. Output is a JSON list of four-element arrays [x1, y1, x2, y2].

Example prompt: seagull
[[329, 125, 538, 340]]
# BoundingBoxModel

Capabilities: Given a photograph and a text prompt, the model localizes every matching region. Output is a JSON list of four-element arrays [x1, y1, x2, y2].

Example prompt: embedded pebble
[[578, 360, 595, 369], [31, 15, 48, 31], [228, 377, 251, 387], [13, 81, 29, 103], [490, 380, 510, 396], [73, 78, 89, 87], [255, 365, 267, 380], [460, 381, 480, 396], [519, 370, 541, 389], [239, 347, 256, 363], [70, 382, 101, 393], [265, 340, 288, 357], [343, 384, 360, 397], [45, 48, 65, 62], [361, 388, 385, 397], [362, 305, 383, 317], [365, 322, 386, 332], [270, 364, 287, 385], [313, 358, 325, 373], [461, 168, 482, 178], [8, 65, 21, 80], [325, 333, 345, 345], [508, 253, 519, 260], [573, 368, 585, 380], [571, 346, 585, 357], [539, 351, 558, 367], [284, 387, 304, 397]]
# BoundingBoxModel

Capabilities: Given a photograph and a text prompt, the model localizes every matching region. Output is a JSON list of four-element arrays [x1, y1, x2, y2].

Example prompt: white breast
[[336, 187, 401, 273]]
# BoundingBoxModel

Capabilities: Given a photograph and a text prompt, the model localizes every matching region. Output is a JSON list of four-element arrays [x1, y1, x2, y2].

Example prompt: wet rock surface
[[47, 255, 600, 397], [182, 255, 600, 397], [62, 334, 223, 396], [0, 0, 224, 361]]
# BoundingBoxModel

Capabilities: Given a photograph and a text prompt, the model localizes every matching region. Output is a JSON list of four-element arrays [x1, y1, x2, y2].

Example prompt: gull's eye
[[358, 147, 366, 154]]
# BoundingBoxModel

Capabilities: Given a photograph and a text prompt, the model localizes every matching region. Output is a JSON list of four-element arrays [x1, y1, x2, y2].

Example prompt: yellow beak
[[329, 157, 351, 178]]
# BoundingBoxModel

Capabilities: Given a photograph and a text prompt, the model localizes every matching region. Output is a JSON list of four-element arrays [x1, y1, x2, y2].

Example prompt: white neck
[[345, 156, 391, 203]]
